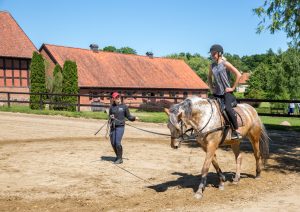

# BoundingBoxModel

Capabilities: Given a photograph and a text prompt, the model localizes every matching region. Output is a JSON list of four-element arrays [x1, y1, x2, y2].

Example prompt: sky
[[0, 0, 289, 57]]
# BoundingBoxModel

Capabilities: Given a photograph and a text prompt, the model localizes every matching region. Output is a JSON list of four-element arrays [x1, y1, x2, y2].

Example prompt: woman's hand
[[225, 87, 234, 93]]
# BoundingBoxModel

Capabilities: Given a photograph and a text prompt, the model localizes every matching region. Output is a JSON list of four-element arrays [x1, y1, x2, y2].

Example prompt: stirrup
[[231, 131, 242, 140]]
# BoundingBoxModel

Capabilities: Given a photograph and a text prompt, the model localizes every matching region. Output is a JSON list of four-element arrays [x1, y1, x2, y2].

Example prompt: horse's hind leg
[[195, 144, 216, 199], [212, 154, 226, 190], [231, 142, 242, 184]]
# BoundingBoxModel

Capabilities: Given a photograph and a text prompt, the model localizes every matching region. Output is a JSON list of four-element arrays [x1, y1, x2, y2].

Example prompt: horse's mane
[[170, 96, 203, 118]]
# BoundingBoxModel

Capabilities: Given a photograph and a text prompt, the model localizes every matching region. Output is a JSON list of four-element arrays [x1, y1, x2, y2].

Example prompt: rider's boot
[[112, 146, 118, 162], [114, 146, 123, 164], [231, 130, 242, 140]]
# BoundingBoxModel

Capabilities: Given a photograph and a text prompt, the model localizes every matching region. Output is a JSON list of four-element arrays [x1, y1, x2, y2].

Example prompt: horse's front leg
[[231, 142, 242, 184], [212, 154, 226, 190], [195, 144, 216, 199]]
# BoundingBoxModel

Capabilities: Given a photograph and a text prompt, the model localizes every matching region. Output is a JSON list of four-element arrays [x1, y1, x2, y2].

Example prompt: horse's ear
[[164, 108, 170, 116]]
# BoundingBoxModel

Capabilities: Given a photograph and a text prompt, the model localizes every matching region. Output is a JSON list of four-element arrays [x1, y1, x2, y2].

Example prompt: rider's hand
[[225, 87, 234, 93]]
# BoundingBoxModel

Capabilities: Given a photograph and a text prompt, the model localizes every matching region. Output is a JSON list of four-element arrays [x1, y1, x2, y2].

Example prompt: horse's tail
[[258, 119, 270, 166]]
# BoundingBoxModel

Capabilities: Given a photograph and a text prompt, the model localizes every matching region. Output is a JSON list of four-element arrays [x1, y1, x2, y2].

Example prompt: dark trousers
[[110, 126, 125, 150], [215, 93, 238, 130]]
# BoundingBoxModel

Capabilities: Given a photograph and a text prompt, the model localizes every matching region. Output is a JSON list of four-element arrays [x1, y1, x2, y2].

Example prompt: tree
[[280, 48, 300, 99], [52, 65, 63, 110], [62, 61, 79, 111], [29, 52, 46, 109], [245, 64, 270, 99], [165, 53, 210, 83], [254, 0, 300, 47], [117, 47, 137, 54], [103, 46, 117, 52]]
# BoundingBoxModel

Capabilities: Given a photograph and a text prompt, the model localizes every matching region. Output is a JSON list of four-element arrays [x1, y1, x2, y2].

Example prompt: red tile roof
[[40, 44, 209, 90], [239, 72, 250, 84], [0, 11, 37, 58]]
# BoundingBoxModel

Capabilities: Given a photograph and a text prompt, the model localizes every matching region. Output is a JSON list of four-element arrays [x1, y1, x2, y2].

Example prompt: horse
[[165, 96, 269, 199]]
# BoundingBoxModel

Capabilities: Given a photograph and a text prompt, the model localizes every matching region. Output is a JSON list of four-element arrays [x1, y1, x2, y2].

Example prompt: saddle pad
[[234, 106, 246, 127]]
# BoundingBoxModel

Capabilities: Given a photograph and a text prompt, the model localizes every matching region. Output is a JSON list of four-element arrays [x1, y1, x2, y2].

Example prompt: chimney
[[146, 51, 154, 58], [89, 44, 99, 52]]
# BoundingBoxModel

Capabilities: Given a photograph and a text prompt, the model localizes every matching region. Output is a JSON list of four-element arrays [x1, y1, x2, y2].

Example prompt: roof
[[0, 11, 37, 58], [40, 44, 209, 90], [239, 72, 250, 84]]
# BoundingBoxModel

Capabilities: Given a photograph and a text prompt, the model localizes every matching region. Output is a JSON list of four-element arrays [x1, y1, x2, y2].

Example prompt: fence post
[[7, 92, 11, 107], [39, 94, 43, 110], [77, 95, 81, 112]]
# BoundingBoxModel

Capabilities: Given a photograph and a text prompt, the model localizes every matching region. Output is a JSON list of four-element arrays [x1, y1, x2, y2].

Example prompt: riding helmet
[[210, 44, 223, 54]]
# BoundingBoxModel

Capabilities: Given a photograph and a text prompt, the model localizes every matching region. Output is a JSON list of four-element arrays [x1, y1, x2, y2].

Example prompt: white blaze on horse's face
[[167, 111, 184, 149]]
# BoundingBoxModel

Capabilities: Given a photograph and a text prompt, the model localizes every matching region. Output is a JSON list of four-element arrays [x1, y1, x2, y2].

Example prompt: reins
[[185, 98, 227, 141]]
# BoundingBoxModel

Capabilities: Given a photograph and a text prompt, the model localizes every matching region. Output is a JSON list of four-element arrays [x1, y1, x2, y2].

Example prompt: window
[[183, 91, 188, 98], [0, 58, 3, 69], [5, 59, 12, 69], [0, 58, 29, 87]]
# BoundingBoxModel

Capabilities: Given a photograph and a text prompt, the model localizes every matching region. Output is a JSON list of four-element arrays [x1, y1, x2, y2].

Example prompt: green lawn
[[1, 105, 299, 131]]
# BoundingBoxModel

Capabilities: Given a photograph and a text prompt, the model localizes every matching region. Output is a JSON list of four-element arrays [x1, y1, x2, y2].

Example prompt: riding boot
[[114, 146, 123, 164], [112, 146, 118, 162], [231, 130, 242, 140]]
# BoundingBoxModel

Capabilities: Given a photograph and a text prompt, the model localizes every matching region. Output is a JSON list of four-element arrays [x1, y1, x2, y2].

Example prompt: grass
[[1, 105, 300, 131], [0, 105, 168, 123]]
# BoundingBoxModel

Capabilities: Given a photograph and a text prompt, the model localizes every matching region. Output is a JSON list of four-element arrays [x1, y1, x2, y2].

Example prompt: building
[[0, 11, 36, 96], [40, 44, 209, 109], [236, 72, 250, 93]]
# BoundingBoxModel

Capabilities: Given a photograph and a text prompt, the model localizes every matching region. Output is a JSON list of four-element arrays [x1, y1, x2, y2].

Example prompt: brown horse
[[165, 96, 269, 199]]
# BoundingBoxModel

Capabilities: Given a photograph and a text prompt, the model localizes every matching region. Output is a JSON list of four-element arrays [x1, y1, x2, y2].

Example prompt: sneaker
[[114, 158, 123, 164], [231, 131, 242, 140]]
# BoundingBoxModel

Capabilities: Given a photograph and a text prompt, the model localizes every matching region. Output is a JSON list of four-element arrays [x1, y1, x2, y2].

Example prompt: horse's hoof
[[232, 178, 240, 185], [218, 185, 225, 190], [194, 192, 203, 199]]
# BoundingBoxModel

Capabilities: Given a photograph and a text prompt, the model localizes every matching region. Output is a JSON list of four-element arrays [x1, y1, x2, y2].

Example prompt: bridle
[[170, 98, 227, 143]]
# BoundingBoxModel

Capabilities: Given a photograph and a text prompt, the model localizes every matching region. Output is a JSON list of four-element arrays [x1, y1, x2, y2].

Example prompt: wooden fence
[[0, 91, 300, 117]]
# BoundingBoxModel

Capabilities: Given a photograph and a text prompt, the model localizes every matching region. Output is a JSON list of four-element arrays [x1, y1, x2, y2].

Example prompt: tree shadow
[[148, 171, 255, 193]]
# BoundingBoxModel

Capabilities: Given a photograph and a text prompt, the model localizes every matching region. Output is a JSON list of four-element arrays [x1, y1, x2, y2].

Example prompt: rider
[[208, 44, 242, 140], [109, 92, 138, 164]]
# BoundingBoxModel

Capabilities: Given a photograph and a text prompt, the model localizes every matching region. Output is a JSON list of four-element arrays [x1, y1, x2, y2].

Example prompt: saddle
[[214, 97, 246, 143], [214, 97, 245, 128]]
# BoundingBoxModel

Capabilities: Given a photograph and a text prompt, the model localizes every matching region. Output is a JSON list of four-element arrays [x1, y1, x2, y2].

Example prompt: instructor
[[109, 92, 138, 164]]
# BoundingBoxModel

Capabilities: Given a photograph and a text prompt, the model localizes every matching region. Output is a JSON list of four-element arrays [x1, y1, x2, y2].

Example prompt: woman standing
[[208, 44, 242, 140], [109, 92, 138, 164]]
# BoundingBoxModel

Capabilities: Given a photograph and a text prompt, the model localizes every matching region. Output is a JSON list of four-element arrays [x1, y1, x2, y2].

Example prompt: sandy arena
[[0, 112, 299, 211]]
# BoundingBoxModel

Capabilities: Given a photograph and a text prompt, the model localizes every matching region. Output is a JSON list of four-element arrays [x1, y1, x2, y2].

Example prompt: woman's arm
[[224, 61, 242, 93], [124, 105, 136, 121]]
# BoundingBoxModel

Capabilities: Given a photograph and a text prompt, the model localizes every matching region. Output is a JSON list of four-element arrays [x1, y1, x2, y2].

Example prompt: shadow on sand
[[148, 171, 255, 193]]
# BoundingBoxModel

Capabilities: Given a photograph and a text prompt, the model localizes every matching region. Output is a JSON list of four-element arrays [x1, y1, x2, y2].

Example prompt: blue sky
[[1, 0, 289, 57]]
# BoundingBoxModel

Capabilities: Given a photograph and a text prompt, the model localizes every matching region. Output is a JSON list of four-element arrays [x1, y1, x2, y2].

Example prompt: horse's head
[[165, 99, 193, 149]]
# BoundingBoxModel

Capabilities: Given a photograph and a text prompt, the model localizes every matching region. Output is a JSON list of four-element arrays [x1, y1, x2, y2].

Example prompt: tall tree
[[29, 52, 46, 109], [254, 0, 300, 47], [52, 65, 63, 110], [62, 61, 79, 111]]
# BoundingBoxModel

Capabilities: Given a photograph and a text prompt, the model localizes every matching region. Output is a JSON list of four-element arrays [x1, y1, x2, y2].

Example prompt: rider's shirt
[[211, 60, 231, 96], [109, 104, 136, 127]]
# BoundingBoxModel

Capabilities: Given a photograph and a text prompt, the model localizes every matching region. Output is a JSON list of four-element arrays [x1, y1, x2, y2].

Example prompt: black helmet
[[210, 44, 223, 54]]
